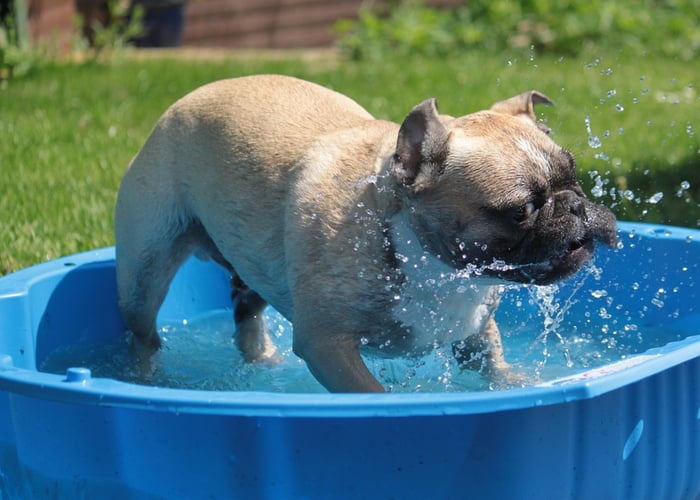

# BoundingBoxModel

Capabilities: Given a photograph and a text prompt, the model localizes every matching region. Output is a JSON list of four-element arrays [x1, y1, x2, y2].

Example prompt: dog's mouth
[[551, 237, 591, 266], [481, 237, 596, 285]]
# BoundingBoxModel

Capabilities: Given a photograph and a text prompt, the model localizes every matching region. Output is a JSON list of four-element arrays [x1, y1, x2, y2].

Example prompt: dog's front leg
[[452, 316, 509, 375], [293, 328, 384, 393], [453, 317, 533, 388]]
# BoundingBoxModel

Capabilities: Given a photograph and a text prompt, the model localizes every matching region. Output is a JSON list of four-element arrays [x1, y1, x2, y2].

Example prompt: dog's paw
[[247, 338, 283, 367], [125, 329, 161, 378], [236, 323, 281, 366], [485, 363, 538, 390]]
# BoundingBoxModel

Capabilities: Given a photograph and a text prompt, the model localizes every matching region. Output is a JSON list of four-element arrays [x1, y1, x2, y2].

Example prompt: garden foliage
[[336, 0, 700, 61]]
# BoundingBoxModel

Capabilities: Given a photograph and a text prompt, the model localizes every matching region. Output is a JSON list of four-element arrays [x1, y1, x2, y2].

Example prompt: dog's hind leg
[[195, 234, 277, 362], [116, 223, 199, 356], [232, 274, 278, 363], [115, 169, 202, 356]]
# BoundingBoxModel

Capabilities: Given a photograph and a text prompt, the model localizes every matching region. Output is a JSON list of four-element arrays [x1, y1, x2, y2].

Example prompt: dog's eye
[[513, 202, 536, 223]]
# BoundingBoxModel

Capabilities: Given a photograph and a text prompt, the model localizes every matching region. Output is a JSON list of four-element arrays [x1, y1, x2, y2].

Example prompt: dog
[[115, 74, 618, 393]]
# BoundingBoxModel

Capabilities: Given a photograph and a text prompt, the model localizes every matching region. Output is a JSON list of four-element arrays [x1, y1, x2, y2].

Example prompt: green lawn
[[1, 49, 698, 275]]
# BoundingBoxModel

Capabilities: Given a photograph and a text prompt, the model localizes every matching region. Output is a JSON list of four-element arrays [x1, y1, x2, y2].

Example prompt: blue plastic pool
[[1, 221, 699, 498]]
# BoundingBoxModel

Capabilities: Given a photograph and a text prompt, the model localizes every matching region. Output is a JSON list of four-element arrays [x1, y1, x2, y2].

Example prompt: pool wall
[[0, 222, 699, 498]]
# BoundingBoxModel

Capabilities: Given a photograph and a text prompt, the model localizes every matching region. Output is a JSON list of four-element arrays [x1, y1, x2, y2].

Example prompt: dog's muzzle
[[487, 201, 618, 285]]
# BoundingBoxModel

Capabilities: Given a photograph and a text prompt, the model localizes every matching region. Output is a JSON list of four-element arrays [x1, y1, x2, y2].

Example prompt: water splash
[[518, 262, 613, 378], [676, 180, 691, 198], [647, 192, 664, 204], [585, 115, 602, 149]]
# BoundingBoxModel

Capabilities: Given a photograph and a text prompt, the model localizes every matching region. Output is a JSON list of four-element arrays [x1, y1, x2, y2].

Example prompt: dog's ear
[[490, 90, 553, 134], [392, 98, 450, 187]]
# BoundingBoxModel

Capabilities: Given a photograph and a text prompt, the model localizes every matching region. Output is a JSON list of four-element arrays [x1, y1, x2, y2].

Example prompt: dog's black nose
[[554, 190, 587, 220], [570, 198, 586, 219]]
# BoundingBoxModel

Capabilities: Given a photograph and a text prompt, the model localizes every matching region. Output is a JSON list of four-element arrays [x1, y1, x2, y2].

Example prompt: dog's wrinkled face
[[390, 92, 618, 285]]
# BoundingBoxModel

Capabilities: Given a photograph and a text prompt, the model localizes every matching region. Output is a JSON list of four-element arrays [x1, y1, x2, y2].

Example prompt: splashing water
[[527, 284, 574, 373], [40, 258, 692, 393], [518, 265, 601, 378], [647, 192, 664, 204], [585, 115, 602, 149]]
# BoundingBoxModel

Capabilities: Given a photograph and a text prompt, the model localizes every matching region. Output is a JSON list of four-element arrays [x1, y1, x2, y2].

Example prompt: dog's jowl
[[115, 75, 617, 393]]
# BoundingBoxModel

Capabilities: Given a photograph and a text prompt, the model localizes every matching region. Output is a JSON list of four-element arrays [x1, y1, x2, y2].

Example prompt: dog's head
[[390, 91, 618, 285]]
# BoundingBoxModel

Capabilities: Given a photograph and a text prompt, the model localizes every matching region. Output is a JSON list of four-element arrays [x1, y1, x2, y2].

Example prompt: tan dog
[[115, 75, 617, 392]]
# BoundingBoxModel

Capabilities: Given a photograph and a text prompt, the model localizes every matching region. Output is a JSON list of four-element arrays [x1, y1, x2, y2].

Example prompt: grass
[[1, 47, 698, 275]]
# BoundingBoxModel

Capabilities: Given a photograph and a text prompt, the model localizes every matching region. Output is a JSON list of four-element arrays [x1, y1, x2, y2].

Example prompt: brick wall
[[27, 0, 466, 50], [26, 0, 75, 50], [183, 0, 358, 48]]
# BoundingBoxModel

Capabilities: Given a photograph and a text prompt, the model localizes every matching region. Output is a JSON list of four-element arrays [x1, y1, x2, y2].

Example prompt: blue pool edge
[[0, 221, 699, 418]]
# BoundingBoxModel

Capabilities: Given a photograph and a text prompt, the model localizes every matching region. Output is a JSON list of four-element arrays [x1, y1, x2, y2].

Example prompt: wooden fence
[[25, 0, 465, 50]]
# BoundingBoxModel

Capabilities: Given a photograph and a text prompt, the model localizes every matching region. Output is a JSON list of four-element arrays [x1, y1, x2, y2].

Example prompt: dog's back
[[115, 75, 375, 345]]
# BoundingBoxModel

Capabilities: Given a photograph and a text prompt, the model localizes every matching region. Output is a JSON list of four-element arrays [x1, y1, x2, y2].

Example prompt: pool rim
[[0, 221, 699, 418]]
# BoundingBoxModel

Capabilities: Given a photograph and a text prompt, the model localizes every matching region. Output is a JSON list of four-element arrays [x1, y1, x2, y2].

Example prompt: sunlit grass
[[1, 48, 697, 274]]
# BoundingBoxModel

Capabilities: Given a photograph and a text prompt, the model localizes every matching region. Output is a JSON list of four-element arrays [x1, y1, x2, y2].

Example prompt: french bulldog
[[115, 74, 618, 393]]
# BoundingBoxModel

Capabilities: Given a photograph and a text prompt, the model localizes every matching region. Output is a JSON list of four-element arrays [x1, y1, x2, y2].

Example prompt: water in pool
[[40, 263, 690, 393]]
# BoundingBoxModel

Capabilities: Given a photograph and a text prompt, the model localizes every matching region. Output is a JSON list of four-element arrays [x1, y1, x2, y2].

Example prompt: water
[[41, 311, 326, 393], [40, 263, 691, 393]]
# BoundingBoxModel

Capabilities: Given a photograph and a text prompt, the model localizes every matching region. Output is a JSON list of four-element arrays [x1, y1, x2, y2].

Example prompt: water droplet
[[647, 192, 664, 204], [615, 104, 624, 112], [585, 57, 600, 69], [591, 175, 606, 197], [588, 135, 602, 148], [591, 289, 608, 298], [356, 174, 378, 187]]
